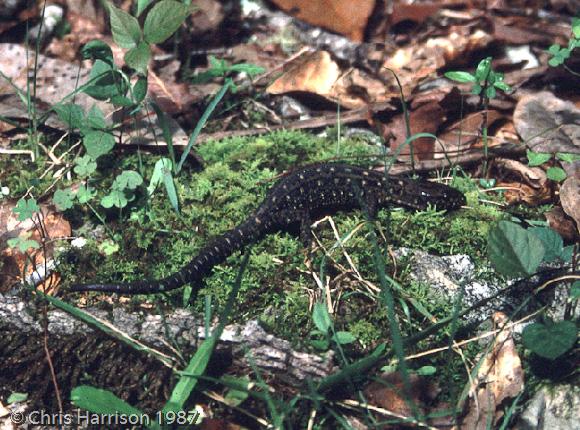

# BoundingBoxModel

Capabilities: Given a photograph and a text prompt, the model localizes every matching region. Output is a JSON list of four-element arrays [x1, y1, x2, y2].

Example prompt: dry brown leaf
[[559, 176, 580, 233], [459, 312, 524, 430], [267, 51, 392, 108], [383, 27, 492, 86], [545, 206, 579, 242], [269, 0, 375, 42], [513, 91, 580, 160], [364, 372, 439, 420], [0, 201, 71, 293], [439, 110, 505, 152]]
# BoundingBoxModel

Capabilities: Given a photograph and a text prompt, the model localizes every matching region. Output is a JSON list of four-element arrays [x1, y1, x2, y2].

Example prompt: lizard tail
[[70, 218, 263, 294]]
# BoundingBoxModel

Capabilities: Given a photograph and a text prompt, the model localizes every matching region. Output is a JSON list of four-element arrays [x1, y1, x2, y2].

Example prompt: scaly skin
[[70, 163, 465, 294]]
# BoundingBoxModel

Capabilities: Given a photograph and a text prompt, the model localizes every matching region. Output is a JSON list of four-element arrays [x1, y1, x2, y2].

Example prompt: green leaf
[[416, 365, 436, 376], [522, 321, 577, 360], [555, 152, 580, 163], [74, 155, 97, 177], [98, 239, 120, 255], [108, 3, 142, 49], [53, 188, 75, 211], [475, 57, 492, 81], [113, 170, 143, 190], [53, 103, 85, 129], [222, 376, 250, 407], [571, 281, 580, 299], [143, 0, 190, 44], [133, 75, 148, 103], [471, 83, 482, 95], [487, 221, 545, 276], [125, 41, 151, 75], [7, 233, 40, 252], [162, 164, 179, 213], [310, 339, 330, 350], [573, 17, 580, 38], [7, 392, 28, 404], [71, 386, 150, 423], [333, 331, 356, 345], [546, 166, 567, 182], [81, 40, 114, 65], [529, 227, 564, 263], [444, 71, 476, 83], [312, 303, 332, 333], [136, 0, 155, 17], [147, 157, 171, 196], [76, 184, 96, 204], [526, 150, 552, 167], [86, 104, 107, 129], [485, 85, 496, 99], [13, 197, 40, 221], [494, 81, 511, 92], [101, 189, 127, 208], [83, 129, 115, 159], [83, 60, 128, 101]]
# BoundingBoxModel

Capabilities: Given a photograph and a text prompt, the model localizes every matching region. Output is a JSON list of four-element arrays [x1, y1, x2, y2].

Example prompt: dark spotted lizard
[[70, 163, 465, 294]]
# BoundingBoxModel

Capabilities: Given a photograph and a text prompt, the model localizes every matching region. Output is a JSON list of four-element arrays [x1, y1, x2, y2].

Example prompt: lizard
[[70, 163, 466, 294]]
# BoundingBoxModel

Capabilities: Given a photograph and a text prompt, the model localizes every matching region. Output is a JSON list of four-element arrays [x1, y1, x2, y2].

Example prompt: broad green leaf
[[416, 365, 436, 376], [53, 103, 85, 129], [555, 152, 580, 163], [76, 184, 96, 203], [83, 60, 128, 101], [71, 386, 153, 426], [522, 321, 577, 360], [53, 188, 75, 211], [81, 40, 114, 65], [133, 75, 148, 103], [485, 85, 496, 99], [310, 339, 330, 350], [494, 81, 511, 92], [113, 170, 143, 190], [125, 41, 150, 75], [136, 0, 155, 17], [74, 155, 97, 177], [101, 189, 127, 208], [444, 71, 476, 83], [83, 129, 115, 159], [108, 3, 142, 49], [13, 198, 40, 221], [526, 150, 551, 167], [571, 281, 580, 299], [529, 227, 563, 263], [475, 57, 492, 81], [7, 234, 40, 252], [143, 0, 190, 44], [98, 239, 120, 255], [86, 104, 106, 129], [7, 392, 28, 404], [312, 302, 332, 333], [573, 17, 580, 38], [333, 331, 356, 345], [487, 221, 545, 276], [546, 166, 567, 182]]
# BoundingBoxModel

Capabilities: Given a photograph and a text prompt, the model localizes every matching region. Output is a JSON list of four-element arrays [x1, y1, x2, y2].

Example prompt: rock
[[515, 385, 580, 430]]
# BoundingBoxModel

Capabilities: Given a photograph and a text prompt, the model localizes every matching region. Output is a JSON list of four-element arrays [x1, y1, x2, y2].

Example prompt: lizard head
[[394, 179, 466, 211]]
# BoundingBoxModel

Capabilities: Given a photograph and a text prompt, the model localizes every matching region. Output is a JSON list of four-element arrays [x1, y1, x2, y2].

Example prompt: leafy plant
[[547, 17, 580, 77], [310, 303, 356, 350], [527, 150, 580, 183], [445, 57, 512, 176], [487, 221, 578, 361], [522, 319, 577, 360]]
